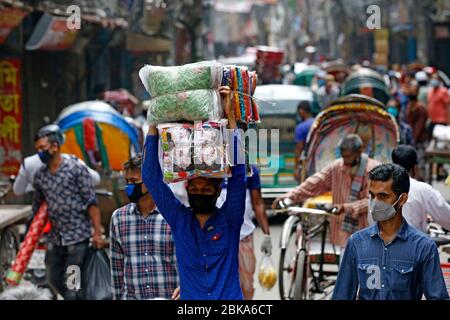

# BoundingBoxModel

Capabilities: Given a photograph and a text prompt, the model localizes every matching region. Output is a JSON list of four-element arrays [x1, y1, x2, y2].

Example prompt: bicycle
[[275, 200, 340, 300]]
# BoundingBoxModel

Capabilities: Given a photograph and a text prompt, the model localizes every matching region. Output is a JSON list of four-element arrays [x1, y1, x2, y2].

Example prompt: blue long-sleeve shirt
[[332, 219, 449, 300], [142, 134, 246, 300]]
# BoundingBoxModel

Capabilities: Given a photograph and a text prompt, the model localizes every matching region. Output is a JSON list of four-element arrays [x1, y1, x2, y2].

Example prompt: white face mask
[[369, 194, 404, 222], [430, 79, 440, 88]]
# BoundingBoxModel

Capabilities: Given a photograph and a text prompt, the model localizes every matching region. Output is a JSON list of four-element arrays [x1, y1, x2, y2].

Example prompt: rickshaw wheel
[[279, 224, 298, 300], [293, 249, 308, 300], [0, 226, 20, 292]]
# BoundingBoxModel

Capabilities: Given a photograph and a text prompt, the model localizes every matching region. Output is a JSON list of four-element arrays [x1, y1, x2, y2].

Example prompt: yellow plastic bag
[[258, 255, 277, 290]]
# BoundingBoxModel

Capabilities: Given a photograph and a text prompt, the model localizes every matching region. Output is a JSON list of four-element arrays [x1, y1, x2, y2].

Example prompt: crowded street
[[1, 0, 450, 307]]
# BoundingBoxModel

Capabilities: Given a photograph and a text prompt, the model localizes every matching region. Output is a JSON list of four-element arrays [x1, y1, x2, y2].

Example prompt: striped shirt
[[110, 203, 179, 300], [287, 157, 380, 247]]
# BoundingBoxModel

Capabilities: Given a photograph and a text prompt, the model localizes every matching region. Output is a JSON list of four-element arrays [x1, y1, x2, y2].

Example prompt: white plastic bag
[[258, 255, 277, 290]]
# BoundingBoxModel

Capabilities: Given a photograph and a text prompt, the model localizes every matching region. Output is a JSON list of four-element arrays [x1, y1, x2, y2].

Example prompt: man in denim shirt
[[333, 163, 449, 300]]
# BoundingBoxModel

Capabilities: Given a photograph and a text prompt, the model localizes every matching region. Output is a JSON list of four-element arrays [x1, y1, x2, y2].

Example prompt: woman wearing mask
[[387, 98, 414, 145]]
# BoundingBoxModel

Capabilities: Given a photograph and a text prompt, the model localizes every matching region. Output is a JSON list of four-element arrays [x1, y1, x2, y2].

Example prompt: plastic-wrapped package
[[146, 89, 223, 125], [157, 121, 231, 183], [139, 61, 223, 97], [193, 121, 230, 178], [159, 124, 196, 182]]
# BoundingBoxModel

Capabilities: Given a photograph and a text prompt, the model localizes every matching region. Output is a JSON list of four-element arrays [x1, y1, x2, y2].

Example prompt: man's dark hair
[[124, 154, 142, 172], [297, 101, 311, 114], [391, 145, 417, 172], [369, 163, 410, 196]]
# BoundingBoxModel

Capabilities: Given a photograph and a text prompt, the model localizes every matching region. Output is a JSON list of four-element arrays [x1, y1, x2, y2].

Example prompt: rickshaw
[[56, 100, 142, 231], [340, 68, 390, 105], [253, 84, 319, 208], [277, 94, 400, 300], [293, 65, 321, 87]]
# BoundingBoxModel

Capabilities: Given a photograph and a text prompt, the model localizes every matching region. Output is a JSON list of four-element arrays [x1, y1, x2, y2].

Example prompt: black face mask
[[188, 194, 217, 214], [38, 149, 51, 164], [125, 182, 147, 203], [408, 94, 418, 101]]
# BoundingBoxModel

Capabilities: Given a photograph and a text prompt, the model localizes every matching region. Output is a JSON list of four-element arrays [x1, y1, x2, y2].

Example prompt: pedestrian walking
[[110, 155, 179, 300], [333, 163, 449, 300], [32, 125, 106, 300]]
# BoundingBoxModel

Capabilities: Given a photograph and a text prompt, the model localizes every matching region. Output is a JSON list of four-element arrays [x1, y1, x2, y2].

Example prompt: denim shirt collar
[[370, 217, 409, 241]]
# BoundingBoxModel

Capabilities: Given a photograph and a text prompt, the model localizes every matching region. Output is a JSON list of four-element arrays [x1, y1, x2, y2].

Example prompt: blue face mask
[[387, 106, 399, 117], [125, 182, 147, 203], [38, 149, 52, 164]]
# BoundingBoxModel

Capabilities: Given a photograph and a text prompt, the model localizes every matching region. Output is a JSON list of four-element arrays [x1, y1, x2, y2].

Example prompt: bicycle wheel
[[279, 225, 298, 300], [0, 226, 20, 291], [293, 249, 308, 300]]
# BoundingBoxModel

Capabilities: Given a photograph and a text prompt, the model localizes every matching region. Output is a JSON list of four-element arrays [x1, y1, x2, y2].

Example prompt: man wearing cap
[[415, 71, 430, 106], [32, 125, 106, 299]]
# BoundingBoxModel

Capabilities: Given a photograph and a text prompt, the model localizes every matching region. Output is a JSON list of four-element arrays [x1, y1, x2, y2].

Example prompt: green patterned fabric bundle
[[139, 61, 224, 124]]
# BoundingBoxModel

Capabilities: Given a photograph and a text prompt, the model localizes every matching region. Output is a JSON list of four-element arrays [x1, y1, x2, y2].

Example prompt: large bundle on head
[[139, 61, 259, 182], [139, 61, 224, 124], [139, 61, 260, 125]]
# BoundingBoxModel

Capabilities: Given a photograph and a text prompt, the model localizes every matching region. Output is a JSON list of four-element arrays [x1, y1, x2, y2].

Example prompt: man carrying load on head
[[142, 86, 247, 300]]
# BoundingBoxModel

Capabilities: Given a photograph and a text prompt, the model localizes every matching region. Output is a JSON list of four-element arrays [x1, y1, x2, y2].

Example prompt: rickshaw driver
[[273, 134, 380, 252]]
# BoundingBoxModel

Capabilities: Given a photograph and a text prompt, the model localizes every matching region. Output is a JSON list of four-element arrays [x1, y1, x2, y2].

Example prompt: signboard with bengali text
[[0, 59, 22, 178]]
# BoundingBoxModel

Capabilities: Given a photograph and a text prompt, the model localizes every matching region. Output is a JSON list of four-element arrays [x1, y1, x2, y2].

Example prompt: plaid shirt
[[33, 157, 97, 246], [110, 203, 179, 300]]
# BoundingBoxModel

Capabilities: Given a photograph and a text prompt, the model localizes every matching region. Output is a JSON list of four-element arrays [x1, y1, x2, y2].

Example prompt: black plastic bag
[[82, 248, 112, 300]]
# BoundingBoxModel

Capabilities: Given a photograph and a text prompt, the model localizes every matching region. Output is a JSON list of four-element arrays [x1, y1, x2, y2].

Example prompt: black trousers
[[45, 239, 89, 300]]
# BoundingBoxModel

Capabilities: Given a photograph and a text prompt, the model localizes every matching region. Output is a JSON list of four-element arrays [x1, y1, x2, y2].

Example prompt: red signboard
[[0, 8, 27, 44], [0, 59, 22, 177]]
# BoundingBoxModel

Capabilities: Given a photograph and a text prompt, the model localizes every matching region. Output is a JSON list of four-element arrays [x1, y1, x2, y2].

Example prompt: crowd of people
[[5, 60, 450, 301], [291, 63, 450, 182]]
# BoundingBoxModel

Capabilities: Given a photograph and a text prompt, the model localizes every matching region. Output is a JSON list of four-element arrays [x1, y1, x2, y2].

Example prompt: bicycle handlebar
[[274, 206, 336, 217], [95, 189, 113, 197]]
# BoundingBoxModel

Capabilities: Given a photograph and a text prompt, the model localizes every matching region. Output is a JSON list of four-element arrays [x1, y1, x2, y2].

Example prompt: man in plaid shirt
[[110, 155, 179, 300]]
